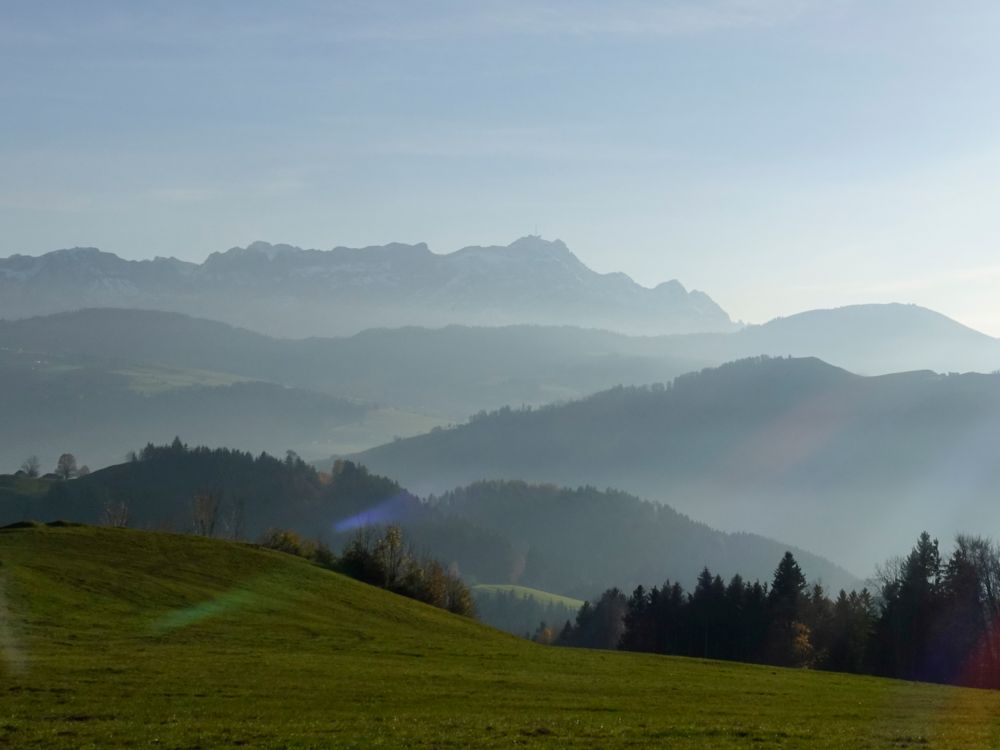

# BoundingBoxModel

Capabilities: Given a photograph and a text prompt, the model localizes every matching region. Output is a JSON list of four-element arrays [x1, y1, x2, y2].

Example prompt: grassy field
[[472, 583, 585, 610], [3, 525, 1000, 748], [0, 347, 248, 395], [112, 364, 248, 394]]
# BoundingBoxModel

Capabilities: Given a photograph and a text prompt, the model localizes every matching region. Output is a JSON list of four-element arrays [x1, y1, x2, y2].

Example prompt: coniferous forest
[[557, 533, 1000, 689]]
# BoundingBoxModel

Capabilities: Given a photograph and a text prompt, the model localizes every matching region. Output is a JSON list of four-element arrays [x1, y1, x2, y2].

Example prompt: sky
[[3, 1, 1000, 332]]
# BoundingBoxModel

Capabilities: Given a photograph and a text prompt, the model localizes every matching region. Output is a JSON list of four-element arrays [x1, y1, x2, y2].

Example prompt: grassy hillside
[[3, 525, 1000, 748], [472, 584, 584, 636], [472, 583, 585, 610]]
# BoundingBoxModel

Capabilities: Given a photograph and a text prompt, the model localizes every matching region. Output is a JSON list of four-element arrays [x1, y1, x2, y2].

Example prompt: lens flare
[[333, 494, 416, 533], [151, 587, 257, 635]]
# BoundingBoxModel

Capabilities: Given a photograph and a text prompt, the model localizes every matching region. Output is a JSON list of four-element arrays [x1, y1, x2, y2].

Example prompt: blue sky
[[3, 1, 1000, 332]]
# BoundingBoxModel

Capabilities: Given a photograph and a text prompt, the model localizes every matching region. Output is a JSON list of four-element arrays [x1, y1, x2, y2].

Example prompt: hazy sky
[[3, 1, 1000, 332]]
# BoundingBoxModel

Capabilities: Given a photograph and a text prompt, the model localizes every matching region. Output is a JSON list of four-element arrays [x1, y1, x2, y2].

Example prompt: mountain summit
[[0, 237, 735, 337]]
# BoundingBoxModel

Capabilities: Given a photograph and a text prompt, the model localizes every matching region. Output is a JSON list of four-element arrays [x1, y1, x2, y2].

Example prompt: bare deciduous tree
[[102, 496, 130, 528], [223, 497, 246, 541], [192, 491, 222, 537], [19, 456, 40, 478]]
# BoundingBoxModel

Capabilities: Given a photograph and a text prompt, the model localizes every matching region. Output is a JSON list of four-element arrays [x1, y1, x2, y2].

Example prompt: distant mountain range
[[0, 237, 735, 337], [354, 356, 1000, 574]]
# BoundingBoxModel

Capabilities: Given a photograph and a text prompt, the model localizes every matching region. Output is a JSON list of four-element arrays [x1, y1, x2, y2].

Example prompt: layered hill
[[5, 304, 996, 417], [0, 345, 376, 471], [355, 356, 1000, 573], [4, 303, 997, 473], [0, 237, 735, 336], [1, 524, 997, 748], [0, 443, 856, 596], [0, 308, 706, 420]]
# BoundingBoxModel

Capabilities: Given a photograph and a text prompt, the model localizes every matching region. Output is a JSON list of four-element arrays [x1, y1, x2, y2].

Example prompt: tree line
[[18, 453, 90, 480], [555, 532, 1000, 689], [259, 524, 476, 618]]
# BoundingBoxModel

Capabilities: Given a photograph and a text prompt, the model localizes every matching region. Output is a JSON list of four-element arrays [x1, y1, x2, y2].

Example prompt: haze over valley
[[4, 266, 999, 473], [4, 238, 1000, 581], [6, 3, 1000, 744]]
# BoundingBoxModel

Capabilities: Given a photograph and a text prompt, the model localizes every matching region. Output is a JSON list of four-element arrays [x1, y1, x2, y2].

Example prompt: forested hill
[[354, 356, 861, 491], [0, 441, 856, 597], [432, 480, 858, 596], [7, 442, 414, 539], [354, 356, 1000, 573]]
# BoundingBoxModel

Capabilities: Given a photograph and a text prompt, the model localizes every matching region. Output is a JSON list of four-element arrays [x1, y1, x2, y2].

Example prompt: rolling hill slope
[[2, 524, 1000, 748]]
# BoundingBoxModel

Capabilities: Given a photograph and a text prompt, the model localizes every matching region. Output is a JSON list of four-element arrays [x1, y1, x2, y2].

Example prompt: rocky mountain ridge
[[0, 236, 736, 337]]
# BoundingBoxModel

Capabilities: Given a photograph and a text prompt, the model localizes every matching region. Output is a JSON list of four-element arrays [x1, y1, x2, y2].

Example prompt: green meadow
[[112, 364, 249, 394], [471, 583, 585, 610], [2, 524, 1000, 748]]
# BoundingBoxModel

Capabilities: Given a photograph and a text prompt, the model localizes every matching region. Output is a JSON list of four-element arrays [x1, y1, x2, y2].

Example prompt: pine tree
[[765, 552, 809, 666]]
